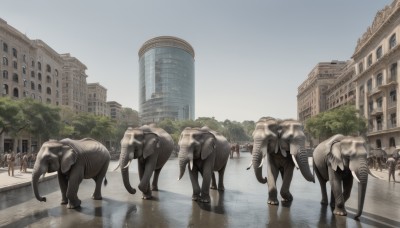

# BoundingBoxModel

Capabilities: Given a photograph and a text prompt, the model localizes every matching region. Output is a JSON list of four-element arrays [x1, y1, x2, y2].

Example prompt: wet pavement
[[0, 153, 399, 228]]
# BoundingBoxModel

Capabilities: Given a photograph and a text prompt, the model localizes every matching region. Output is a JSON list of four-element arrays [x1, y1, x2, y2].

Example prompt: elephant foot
[[192, 194, 200, 201], [61, 200, 68, 205], [92, 195, 102, 200], [281, 192, 293, 202], [333, 208, 347, 216], [210, 185, 217, 190], [138, 183, 149, 194], [199, 195, 211, 203], [67, 200, 81, 209], [281, 197, 293, 202], [267, 199, 279, 205], [142, 194, 153, 200], [218, 186, 225, 191], [151, 186, 158, 191]]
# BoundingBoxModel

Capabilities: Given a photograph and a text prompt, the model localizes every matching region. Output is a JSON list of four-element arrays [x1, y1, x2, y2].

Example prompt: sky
[[0, 0, 393, 122]]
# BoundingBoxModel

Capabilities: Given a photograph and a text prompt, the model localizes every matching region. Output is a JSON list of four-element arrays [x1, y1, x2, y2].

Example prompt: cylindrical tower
[[138, 36, 195, 124]]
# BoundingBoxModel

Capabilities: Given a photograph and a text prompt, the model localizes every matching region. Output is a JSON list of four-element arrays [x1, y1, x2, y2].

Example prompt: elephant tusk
[[113, 163, 121, 171], [189, 160, 193, 171], [246, 161, 253, 170], [292, 155, 299, 169], [352, 171, 360, 183], [123, 160, 132, 169], [258, 158, 264, 168], [368, 169, 380, 179]]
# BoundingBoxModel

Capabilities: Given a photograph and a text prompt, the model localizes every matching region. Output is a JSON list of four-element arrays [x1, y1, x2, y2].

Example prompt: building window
[[55, 69, 58, 76], [390, 113, 397, 129], [3, 70, 8, 79], [37, 62, 41, 71], [31, 60, 35, 67], [2, 84, 8, 95], [3, 43, 8, 52], [31, 71, 35, 78], [358, 62, 364, 73], [377, 115, 382, 131], [31, 82, 35, 90], [390, 63, 397, 80], [376, 46, 383, 60], [376, 73, 383, 86], [377, 97, 382, 108], [390, 33, 397, 49], [367, 79, 372, 91], [376, 139, 382, 148], [46, 64, 51, 73], [38, 73, 42, 81], [13, 61, 17, 69], [23, 79, 27, 87], [368, 100, 373, 112], [12, 48, 17, 58], [46, 87, 51, 95], [22, 66, 26, 75], [13, 88, 19, 97], [38, 84, 42, 93], [390, 89, 397, 102], [3, 57, 8, 66], [367, 54, 373, 67], [46, 75, 51, 83], [12, 73, 18, 83], [389, 137, 396, 147]]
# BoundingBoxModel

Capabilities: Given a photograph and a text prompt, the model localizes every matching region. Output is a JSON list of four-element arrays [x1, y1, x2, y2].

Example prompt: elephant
[[178, 126, 230, 203], [32, 138, 110, 209], [118, 125, 173, 199], [251, 117, 314, 205], [313, 134, 379, 219]]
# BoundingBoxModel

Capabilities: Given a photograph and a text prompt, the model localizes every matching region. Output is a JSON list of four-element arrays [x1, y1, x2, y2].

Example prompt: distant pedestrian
[[21, 153, 28, 173], [6, 150, 15, 176], [386, 156, 396, 182], [235, 143, 240, 158]]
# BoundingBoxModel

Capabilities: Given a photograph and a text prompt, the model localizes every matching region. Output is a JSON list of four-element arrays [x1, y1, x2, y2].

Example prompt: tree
[[305, 105, 367, 141]]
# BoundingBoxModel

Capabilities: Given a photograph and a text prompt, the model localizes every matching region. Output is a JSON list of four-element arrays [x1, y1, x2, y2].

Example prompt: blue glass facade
[[138, 37, 195, 124]]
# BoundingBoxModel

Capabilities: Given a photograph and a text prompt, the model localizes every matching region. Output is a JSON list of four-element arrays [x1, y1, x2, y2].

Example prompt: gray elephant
[[118, 125, 173, 199], [178, 126, 230, 203], [32, 138, 110, 209], [251, 117, 314, 205], [313, 134, 378, 219]]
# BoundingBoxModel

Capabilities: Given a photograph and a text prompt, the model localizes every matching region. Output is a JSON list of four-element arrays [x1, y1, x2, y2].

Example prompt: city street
[[0, 152, 399, 228]]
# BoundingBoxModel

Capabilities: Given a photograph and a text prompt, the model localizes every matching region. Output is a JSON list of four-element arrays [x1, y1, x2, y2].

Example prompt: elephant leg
[[188, 165, 201, 201], [210, 172, 217, 190], [199, 160, 213, 203], [217, 163, 227, 191], [267, 161, 280, 205], [328, 168, 346, 216], [315, 167, 328, 205], [66, 169, 83, 209], [58, 172, 68, 205], [342, 172, 353, 203], [92, 161, 109, 200], [138, 159, 155, 199], [151, 168, 161, 191], [280, 164, 294, 202]]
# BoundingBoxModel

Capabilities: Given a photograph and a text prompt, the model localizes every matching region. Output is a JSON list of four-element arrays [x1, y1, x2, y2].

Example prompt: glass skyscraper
[[138, 36, 195, 124]]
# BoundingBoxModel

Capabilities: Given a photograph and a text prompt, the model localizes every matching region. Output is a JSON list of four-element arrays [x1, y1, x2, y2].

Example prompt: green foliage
[[305, 105, 367, 140]]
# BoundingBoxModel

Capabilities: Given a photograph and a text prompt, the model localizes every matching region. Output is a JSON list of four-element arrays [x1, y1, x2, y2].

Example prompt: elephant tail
[[104, 176, 108, 186]]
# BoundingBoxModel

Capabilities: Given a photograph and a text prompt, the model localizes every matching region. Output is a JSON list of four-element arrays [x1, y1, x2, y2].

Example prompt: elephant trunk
[[31, 161, 46, 202], [120, 146, 136, 194], [178, 146, 190, 180], [354, 158, 368, 219], [294, 147, 315, 183], [252, 141, 267, 184]]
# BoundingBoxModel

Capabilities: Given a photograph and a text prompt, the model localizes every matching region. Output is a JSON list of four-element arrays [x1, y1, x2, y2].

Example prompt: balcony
[[367, 87, 382, 96], [388, 100, 397, 109], [370, 107, 383, 116], [379, 76, 398, 88]]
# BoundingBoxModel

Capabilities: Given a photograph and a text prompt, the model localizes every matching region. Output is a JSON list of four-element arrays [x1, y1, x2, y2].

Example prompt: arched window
[[46, 64, 51, 73], [55, 69, 59, 76], [38, 84, 42, 93], [31, 71, 35, 78], [376, 139, 382, 149], [389, 137, 396, 147], [3, 43, 8, 52], [2, 84, 9, 95], [46, 87, 51, 95], [12, 48, 17, 58], [31, 60, 35, 67], [376, 46, 383, 60], [37, 62, 41, 71], [13, 88, 19, 97], [390, 33, 396, 49], [12, 73, 18, 83], [376, 73, 383, 86], [3, 57, 8, 66], [38, 73, 42, 81], [3, 70, 8, 79], [31, 82, 35, 90], [46, 75, 52, 83]]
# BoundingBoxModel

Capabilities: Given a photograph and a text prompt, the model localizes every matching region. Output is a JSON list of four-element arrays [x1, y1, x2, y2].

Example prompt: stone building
[[87, 82, 107, 116], [326, 61, 356, 110], [107, 101, 122, 120]]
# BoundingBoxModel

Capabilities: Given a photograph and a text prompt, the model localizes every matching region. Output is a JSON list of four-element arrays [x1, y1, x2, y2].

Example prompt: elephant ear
[[61, 146, 77, 174], [143, 133, 159, 159], [328, 142, 344, 171], [201, 133, 216, 160]]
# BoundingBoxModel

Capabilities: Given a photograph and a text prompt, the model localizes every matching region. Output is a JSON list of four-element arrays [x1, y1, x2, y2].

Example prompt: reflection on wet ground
[[0, 153, 399, 227]]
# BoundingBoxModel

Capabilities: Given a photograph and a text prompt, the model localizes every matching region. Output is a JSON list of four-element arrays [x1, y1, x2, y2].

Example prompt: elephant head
[[251, 117, 279, 184], [279, 119, 314, 182], [119, 126, 160, 194], [178, 127, 216, 180], [32, 140, 77, 202], [328, 136, 377, 219]]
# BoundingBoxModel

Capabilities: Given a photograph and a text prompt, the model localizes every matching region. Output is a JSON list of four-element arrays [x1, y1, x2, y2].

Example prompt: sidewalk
[[0, 166, 57, 193], [370, 168, 400, 183]]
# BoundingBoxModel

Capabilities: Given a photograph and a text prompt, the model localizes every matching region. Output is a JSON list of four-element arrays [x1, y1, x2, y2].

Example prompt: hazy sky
[[0, 0, 392, 122]]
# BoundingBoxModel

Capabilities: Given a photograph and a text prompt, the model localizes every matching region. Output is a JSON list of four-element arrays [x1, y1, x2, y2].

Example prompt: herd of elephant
[[30, 117, 378, 220]]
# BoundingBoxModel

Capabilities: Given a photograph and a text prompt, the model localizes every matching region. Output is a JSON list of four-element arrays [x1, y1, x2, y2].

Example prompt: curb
[[0, 174, 57, 193]]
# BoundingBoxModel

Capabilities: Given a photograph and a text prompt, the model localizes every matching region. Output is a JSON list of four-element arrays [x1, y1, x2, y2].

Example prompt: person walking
[[386, 155, 396, 182], [21, 153, 28, 173], [6, 150, 15, 176]]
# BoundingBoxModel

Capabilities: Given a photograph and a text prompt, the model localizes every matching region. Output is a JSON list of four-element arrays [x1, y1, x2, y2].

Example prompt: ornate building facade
[[88, 82, 107, 116]]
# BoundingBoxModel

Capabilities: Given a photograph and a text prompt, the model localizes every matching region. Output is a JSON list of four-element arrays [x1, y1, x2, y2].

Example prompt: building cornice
[[33, 39, 63, 64], [138, 36, 195, 58], [353, 0, 400, 59], [0, 18, 32, 46]]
